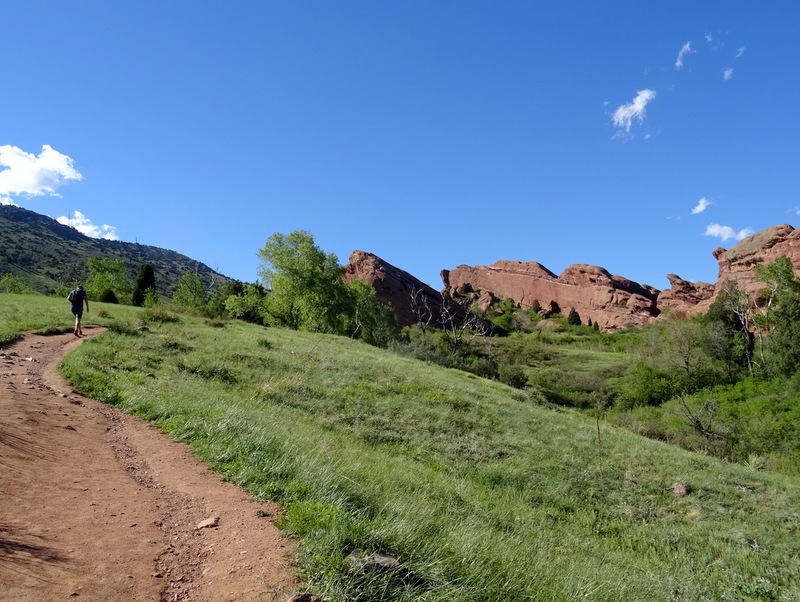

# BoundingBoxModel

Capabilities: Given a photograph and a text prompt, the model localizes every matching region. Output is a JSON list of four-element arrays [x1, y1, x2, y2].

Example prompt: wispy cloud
[[735, 47, 746, 59], [0, 145, 82, 205], [705, 223, 753, 242], [613, 89, 656, 132], [675, 42, 693, 69], [691, 197, 712, 214], [723, 68, 734, 81], [57, 210, 119, 241]]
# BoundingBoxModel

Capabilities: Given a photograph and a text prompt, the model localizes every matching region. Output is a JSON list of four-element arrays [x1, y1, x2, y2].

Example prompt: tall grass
[[49, 313, 800, 601]]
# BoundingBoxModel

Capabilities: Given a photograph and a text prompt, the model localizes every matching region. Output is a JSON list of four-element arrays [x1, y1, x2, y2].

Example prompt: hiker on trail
[[68, 285, 89, 337]]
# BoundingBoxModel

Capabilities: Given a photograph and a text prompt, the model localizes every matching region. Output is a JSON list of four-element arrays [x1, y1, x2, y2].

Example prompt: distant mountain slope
[[0, 205, 228, 296]]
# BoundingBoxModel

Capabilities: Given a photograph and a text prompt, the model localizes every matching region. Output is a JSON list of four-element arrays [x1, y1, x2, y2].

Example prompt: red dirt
[[0, 329, 298, 601]]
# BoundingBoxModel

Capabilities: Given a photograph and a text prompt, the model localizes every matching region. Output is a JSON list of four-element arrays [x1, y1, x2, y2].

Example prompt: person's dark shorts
[[71, 304, 83, 318]]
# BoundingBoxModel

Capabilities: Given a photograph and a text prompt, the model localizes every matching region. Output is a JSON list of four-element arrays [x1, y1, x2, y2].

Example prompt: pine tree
[[132, 263, 156, 307], [567, 307, 581, 325]]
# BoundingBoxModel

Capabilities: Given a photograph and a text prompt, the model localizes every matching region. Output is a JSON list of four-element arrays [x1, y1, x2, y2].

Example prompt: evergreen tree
[[567, 307, 581, 325], [132, 263, 156, 306]]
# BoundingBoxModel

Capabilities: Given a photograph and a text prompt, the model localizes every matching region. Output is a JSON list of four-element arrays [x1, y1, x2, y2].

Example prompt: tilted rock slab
[[442, 260, 660, 332]]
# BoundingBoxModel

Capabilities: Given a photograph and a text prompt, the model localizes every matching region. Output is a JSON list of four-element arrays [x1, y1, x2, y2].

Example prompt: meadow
[[2, 294, 799, 601]]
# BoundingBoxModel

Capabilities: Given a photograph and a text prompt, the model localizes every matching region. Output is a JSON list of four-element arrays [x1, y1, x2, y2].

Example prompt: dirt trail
[[0, 329, 297, 601]]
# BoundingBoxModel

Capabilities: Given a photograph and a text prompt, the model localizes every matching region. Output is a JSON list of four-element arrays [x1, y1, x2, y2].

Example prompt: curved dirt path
[[0, 329, 297, 601]]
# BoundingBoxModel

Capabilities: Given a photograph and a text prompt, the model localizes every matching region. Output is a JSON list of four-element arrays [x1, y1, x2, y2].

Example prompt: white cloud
[[691, 197, 712, 214], [57, 210, 119, 241], [723, 68, 734, 81], [705, 223, 753, 242], [705, 33, 714, 43], [613, 89, 656, 132], [735, 47, 746, 59], [0, 145, 82, 205], [675, 42, 694, 69]]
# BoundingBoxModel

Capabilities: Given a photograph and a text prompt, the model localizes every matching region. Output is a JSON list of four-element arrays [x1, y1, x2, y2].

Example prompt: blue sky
[[2, 1, 799, 290]]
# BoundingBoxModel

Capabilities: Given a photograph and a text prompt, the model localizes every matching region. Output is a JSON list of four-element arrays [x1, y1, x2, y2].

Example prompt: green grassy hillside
[[2, 295, 799, 601], [0, 205, 227, 296]]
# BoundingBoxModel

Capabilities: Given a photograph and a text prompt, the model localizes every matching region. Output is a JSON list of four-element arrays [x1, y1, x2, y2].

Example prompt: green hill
[[0, 205, 228, 296], [2, 296, 796, 601]]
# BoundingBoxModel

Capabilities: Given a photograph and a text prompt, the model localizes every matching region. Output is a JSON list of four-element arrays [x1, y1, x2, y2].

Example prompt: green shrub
[[497, 362, 527, 388], [139, 306, 179, 324], [106, 320, 138, 335], [0, 273, 35, 294], [97, 288, 119, 304]]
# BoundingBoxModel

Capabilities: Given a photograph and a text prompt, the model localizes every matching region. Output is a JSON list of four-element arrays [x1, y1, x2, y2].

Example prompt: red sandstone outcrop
[[343, 250, 497, 332], [659, 224, 800, 316], [345, 224, 800, 335], [656, 274, 716, 316], [442, 261, 660, 332]]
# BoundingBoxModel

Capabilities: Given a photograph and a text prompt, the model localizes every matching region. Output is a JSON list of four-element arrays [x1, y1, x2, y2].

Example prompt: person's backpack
[[68, 290, 76, 303]]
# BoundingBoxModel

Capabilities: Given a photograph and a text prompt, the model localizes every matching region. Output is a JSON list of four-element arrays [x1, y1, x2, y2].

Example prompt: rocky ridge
[[442, 261, 660, 331], [344, 224, 800, 332]]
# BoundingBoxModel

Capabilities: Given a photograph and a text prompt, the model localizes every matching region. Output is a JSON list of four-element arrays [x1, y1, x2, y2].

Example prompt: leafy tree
[[744, 255, 800, 377], [767, 295, 800, 376], [258, 230, 351, 332], [257, 230, 397, 344], [346, 279, 399, 346], [704, 279, 751, 382], [0, 273, 34, 294], [143, 287, 161, 307], [132, 263, 156, 307], [710, 279, 756, 375], [224, 283, 269, 324], [752, 256, 800, 376], [85, 257, 131, 303], [172, 271, 207, 308], [202, 280, 241, 319]]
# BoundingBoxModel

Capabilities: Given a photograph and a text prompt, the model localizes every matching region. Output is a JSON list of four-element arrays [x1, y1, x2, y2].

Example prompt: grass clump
[[140, 305, 180, 324]]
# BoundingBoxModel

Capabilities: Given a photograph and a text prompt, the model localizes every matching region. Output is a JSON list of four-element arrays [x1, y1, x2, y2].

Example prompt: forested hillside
[[0, 205, 226, 296]]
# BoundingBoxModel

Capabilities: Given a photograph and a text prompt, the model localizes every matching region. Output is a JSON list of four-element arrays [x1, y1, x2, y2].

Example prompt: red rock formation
[[442, 261, 659, 332], [345, 224, 800, 335], [343, 250, 497, 332], [659, 224, 800, 316], [656, 274, 715, 316]]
